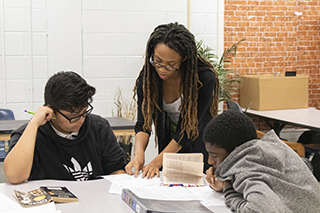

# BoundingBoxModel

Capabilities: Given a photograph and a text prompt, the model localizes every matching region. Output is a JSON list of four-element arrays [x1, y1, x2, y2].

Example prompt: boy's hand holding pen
[[25, 106, 56, 127], [25, 110, 56, 119], [205, 167, 224, 192]]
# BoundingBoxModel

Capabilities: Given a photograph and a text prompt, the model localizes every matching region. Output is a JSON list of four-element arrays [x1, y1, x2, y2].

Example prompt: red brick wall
[[224, 0, 320, 130]]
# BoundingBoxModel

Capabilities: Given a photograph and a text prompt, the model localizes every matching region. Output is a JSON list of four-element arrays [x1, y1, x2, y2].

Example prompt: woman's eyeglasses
[[56, 104, 93, 123], [149, 56, 180, 72]]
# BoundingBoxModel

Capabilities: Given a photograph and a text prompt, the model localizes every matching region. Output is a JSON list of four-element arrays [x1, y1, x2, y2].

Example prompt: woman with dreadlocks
[[125, 22, 219, 179]]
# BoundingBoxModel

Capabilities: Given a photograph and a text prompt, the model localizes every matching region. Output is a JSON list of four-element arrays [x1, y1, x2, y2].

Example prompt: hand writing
[[205, 167, 224, 191]]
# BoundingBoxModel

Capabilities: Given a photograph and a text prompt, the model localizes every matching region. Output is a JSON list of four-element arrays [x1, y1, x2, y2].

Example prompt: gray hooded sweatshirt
[[216, 130, 320, 213]]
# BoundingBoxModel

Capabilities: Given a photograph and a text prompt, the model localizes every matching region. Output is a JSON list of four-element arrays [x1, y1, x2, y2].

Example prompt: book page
[[162, 153, 204, 186], [163, 153, 203, 162], [163, 159, 204, 176], [163, 175, 204, 186]]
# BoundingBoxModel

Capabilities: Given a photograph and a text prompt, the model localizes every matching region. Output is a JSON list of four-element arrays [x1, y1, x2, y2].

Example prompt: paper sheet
[[128, 186, 200, 201], [187, 186, 226, 206], [104, 173, 227, 208], [103, 173, 161, 194], [126, 185, 226, 205], [0, 193, 60, 213]]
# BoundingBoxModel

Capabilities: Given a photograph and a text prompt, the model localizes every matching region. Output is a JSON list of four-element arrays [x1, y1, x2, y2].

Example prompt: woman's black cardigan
[[135, 69, 217, 172]]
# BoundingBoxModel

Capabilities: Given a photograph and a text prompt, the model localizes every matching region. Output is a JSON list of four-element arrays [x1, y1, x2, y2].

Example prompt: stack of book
[[14, 186, 78, 207]]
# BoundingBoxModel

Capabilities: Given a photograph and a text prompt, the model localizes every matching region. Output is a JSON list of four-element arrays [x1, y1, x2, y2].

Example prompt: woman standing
[[125, 22, 219, 179]]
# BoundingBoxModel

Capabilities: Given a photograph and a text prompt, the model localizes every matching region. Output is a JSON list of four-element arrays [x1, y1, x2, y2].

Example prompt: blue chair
[[0, 109, 15, 120], [226, 100, 243, 113], [0, 109, 15, 161]]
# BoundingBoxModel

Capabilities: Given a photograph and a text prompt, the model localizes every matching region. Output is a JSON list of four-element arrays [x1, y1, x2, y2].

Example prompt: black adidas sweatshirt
[[9, 114, 126, 181]]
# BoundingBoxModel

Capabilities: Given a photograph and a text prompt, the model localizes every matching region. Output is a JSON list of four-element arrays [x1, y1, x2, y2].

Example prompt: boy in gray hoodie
[[204, 110, 320, 213]]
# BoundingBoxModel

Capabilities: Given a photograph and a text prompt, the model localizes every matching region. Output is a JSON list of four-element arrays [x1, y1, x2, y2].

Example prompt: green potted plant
[[112, 88, 137, 163], [197, 39, 245, 104]]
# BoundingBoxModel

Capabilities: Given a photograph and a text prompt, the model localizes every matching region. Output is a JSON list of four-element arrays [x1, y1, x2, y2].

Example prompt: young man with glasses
[[4, 71, 126, 184]]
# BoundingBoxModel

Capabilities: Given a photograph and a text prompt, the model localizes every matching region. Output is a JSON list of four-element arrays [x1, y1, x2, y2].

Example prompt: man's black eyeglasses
[[56, 104, 93, 123]]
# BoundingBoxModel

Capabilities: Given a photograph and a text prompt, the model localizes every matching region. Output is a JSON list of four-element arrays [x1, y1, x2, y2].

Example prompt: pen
[[183, 184, 200, 187], [24, 110, 56, 119], [169, 184, 183, 187], [169, 184, 201, 187]]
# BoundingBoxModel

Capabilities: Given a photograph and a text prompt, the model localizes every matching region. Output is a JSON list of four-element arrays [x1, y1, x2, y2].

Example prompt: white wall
[[0, 0, 224, 120], [0, 0, 224, 164]]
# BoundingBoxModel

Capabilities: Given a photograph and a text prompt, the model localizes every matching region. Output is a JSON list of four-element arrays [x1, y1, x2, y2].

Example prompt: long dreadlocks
[[134, 22, 219, 143]]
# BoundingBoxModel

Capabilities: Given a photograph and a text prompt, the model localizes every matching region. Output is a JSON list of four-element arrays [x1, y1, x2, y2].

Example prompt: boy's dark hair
[[203, 110, 257, 153], [44, 71, 96, 112]]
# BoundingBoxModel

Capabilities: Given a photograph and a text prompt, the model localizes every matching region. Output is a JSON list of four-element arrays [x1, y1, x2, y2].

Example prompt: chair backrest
[[0, 109, 15, 120], [257, 130, 305, 157], [0, 109, 15, 161], [226, 100, 243, 113]]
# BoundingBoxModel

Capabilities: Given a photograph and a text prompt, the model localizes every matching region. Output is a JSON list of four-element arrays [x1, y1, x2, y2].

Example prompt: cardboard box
[[240, 74, 309, 111]]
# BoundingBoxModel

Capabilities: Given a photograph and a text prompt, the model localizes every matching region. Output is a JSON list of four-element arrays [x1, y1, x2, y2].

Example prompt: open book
[[162, 153, 204, 186]]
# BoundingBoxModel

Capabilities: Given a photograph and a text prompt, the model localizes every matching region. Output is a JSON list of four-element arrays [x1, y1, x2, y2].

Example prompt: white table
[[0, 178, 132, 212], [244, 107, 320, 135], [0, 178, 231, 213]]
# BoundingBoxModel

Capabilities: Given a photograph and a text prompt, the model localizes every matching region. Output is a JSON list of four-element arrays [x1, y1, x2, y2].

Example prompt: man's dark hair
[[44, 71, 96, 112], [203, 110, 257, 153]]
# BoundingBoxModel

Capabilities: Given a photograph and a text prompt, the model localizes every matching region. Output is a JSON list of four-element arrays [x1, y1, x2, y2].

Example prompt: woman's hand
[[205, 167, 224, 191], [125, 154, 145, 177], [140, 139, 181, 179], [141, 158, 161, 179], [126, 132, 150, 177]]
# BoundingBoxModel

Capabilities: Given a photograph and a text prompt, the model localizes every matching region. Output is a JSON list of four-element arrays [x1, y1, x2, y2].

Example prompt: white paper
[[128, 186, 200, 201], [21, 202, 60, 213], [104, 173, 227, 208], [125, 185, 226, 205], [107, 183, 122, 194], [103, 173, 161, 194], [0, 193, 59, 213], [186, 186, 226, 206]]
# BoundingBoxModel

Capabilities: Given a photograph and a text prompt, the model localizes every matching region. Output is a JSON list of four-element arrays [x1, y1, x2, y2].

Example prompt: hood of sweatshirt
[[41, 114, 93, 146]]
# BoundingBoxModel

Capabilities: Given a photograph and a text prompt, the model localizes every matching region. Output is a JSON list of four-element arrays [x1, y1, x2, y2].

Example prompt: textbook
[[13, 186, 77, 207], [13, 189, 52, 207], [162, 153, 204, 186], [121, 188, 211, 213], [40, 186, 78, 203]]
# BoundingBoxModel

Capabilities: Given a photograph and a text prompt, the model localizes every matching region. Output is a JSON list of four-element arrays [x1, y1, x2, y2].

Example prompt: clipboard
[[121, 188, 211, 213]]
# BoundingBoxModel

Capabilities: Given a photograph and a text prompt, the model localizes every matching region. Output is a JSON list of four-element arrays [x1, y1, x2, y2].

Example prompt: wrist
[[223, 181, 232, 189], [151, 155, 162, 167], [28, 119, 41, 129], [133, 150, 144, 159]]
